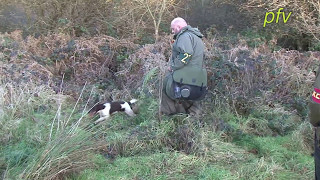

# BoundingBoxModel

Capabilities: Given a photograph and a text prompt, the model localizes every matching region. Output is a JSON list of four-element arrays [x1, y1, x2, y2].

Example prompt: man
[[309, 65, 320, 180], [160, 17, 207, 115]]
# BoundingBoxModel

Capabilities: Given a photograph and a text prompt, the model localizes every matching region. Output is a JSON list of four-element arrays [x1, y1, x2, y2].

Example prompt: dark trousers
[[160, 91, 200, 115], [315, 131, 320, 180]]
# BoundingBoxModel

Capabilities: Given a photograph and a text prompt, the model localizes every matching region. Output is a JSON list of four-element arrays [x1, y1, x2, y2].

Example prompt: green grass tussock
[[23, 127, 103, 180], [71, 152, 235, 180], [0, 82, 108, 179]]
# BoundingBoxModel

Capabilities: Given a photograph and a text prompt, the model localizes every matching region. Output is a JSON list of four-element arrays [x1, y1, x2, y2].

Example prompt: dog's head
[[132, 105, 139, 114], [129, 99, 139, 114]]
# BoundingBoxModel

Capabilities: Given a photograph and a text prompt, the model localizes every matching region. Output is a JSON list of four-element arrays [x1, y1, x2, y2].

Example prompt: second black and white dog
[[89, 99, 138, 124]]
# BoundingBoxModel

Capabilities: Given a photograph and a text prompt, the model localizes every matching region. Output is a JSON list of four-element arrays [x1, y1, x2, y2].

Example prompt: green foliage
[[240, 29, 281, 50], [23, 127, 100, 179], [71, 152, 208, 180], [0, 36, 16, 62], [106, 24, 118, 38], [159, 21, 170, 34], [58, 18, 70, 25], [142, 67, 159, 89], [116, 47, 130, 63], [249, 108, 299, 136], [3, 141, 37, 168], [310, 40, 320, 51], [49, 39, 76, 62], [198, 165, 237, 180], [139, 34, 156, 45], [0, 85, 314, 180], [231, 132, 313, 179], [241, 29, 268, 48]]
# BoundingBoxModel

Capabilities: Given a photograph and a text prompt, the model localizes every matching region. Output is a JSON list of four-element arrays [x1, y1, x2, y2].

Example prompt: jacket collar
[[173, 25, 203, 40]]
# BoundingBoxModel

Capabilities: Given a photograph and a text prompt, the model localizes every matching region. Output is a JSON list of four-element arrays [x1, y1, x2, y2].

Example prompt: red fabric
[[312, 88, 320, 104]]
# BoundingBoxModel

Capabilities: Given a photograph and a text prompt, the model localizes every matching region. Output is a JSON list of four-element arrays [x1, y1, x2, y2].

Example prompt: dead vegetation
[[203, 34, 318, 118], [243, 0, 320, 42], [1, 29, 318, 114], [0, 27, 317, 179], [1, 30, 139, 95]]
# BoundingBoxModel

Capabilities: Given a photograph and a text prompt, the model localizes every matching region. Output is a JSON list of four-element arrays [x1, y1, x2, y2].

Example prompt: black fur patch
[[89, 104, 106, 114], [110, 101, 125, 114]]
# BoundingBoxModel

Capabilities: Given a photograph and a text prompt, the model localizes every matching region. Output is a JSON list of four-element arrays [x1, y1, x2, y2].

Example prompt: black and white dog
[[89, 99, 138, 124]]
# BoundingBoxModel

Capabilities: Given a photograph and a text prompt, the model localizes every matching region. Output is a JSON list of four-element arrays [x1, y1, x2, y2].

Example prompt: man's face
[[171, 23, 180, 35]]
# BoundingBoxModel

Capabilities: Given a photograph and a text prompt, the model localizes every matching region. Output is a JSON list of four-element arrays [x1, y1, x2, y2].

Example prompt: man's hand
[[168, 66, 172, 72]]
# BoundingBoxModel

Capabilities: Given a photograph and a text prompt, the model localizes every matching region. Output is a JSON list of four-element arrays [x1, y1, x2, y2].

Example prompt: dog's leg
[[94, 116, 108, 124]]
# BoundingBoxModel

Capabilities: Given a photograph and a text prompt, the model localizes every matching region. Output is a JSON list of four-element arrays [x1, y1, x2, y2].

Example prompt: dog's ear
[[88, 108, 97, 117], [89, 111, 96, 117], [88, 104, 100, 116]]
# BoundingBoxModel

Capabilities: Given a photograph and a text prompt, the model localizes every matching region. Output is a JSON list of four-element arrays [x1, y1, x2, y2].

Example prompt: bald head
[[171, 17, 188, 35]]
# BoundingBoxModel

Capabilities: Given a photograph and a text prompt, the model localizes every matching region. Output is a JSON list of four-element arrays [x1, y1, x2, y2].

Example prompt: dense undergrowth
[[0, 30, 317, 179]]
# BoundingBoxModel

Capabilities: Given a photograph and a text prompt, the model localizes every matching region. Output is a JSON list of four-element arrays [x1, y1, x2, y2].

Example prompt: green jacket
[[164, 25, 207, 100], [309, 65, 320, 126]]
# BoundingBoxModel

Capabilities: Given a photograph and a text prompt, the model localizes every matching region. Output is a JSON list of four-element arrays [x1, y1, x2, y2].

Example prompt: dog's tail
[[128, 99, 138, 106]]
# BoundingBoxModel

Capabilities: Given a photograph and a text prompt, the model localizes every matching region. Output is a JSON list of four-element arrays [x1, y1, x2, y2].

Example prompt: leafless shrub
[[1, 0, 182, 41], [243, 0, 320, 42], [118, 34, 172, 92]]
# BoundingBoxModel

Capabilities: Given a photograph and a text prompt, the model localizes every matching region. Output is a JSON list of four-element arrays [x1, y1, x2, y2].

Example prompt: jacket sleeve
[[309, 99, 320, 126], [170, 34, 194, 71], [309, 66, 320, 127]]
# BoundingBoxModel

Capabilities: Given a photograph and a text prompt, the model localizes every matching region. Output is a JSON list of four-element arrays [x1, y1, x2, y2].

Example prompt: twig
[[49, 74, 65, 140], [70, 86, 95, 134], [158, 63, 164, 124], [65, 81, 87, 127]]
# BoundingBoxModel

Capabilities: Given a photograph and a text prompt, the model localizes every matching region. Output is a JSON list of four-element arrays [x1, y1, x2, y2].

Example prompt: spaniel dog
[[89, 99, 138, 124]]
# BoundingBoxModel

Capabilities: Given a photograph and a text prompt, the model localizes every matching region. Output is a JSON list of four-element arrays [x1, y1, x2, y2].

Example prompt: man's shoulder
[[176, 31, 193, 42]]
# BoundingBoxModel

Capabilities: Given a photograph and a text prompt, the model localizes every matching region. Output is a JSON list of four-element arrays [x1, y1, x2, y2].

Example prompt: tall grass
[[23, 126, 104, 180], [0, 82, 106, 179]]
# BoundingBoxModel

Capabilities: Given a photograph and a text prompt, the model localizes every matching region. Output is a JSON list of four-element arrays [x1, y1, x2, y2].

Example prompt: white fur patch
[[130, 99, 138, 104], [94, 103, 111, 124], [99, 103, 111, 117], [94, 100, 136, 124], [121, 102, 136, 117]]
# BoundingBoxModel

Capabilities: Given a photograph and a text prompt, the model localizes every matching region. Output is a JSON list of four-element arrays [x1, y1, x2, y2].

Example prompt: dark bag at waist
[[172, 81, 207, 101]]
